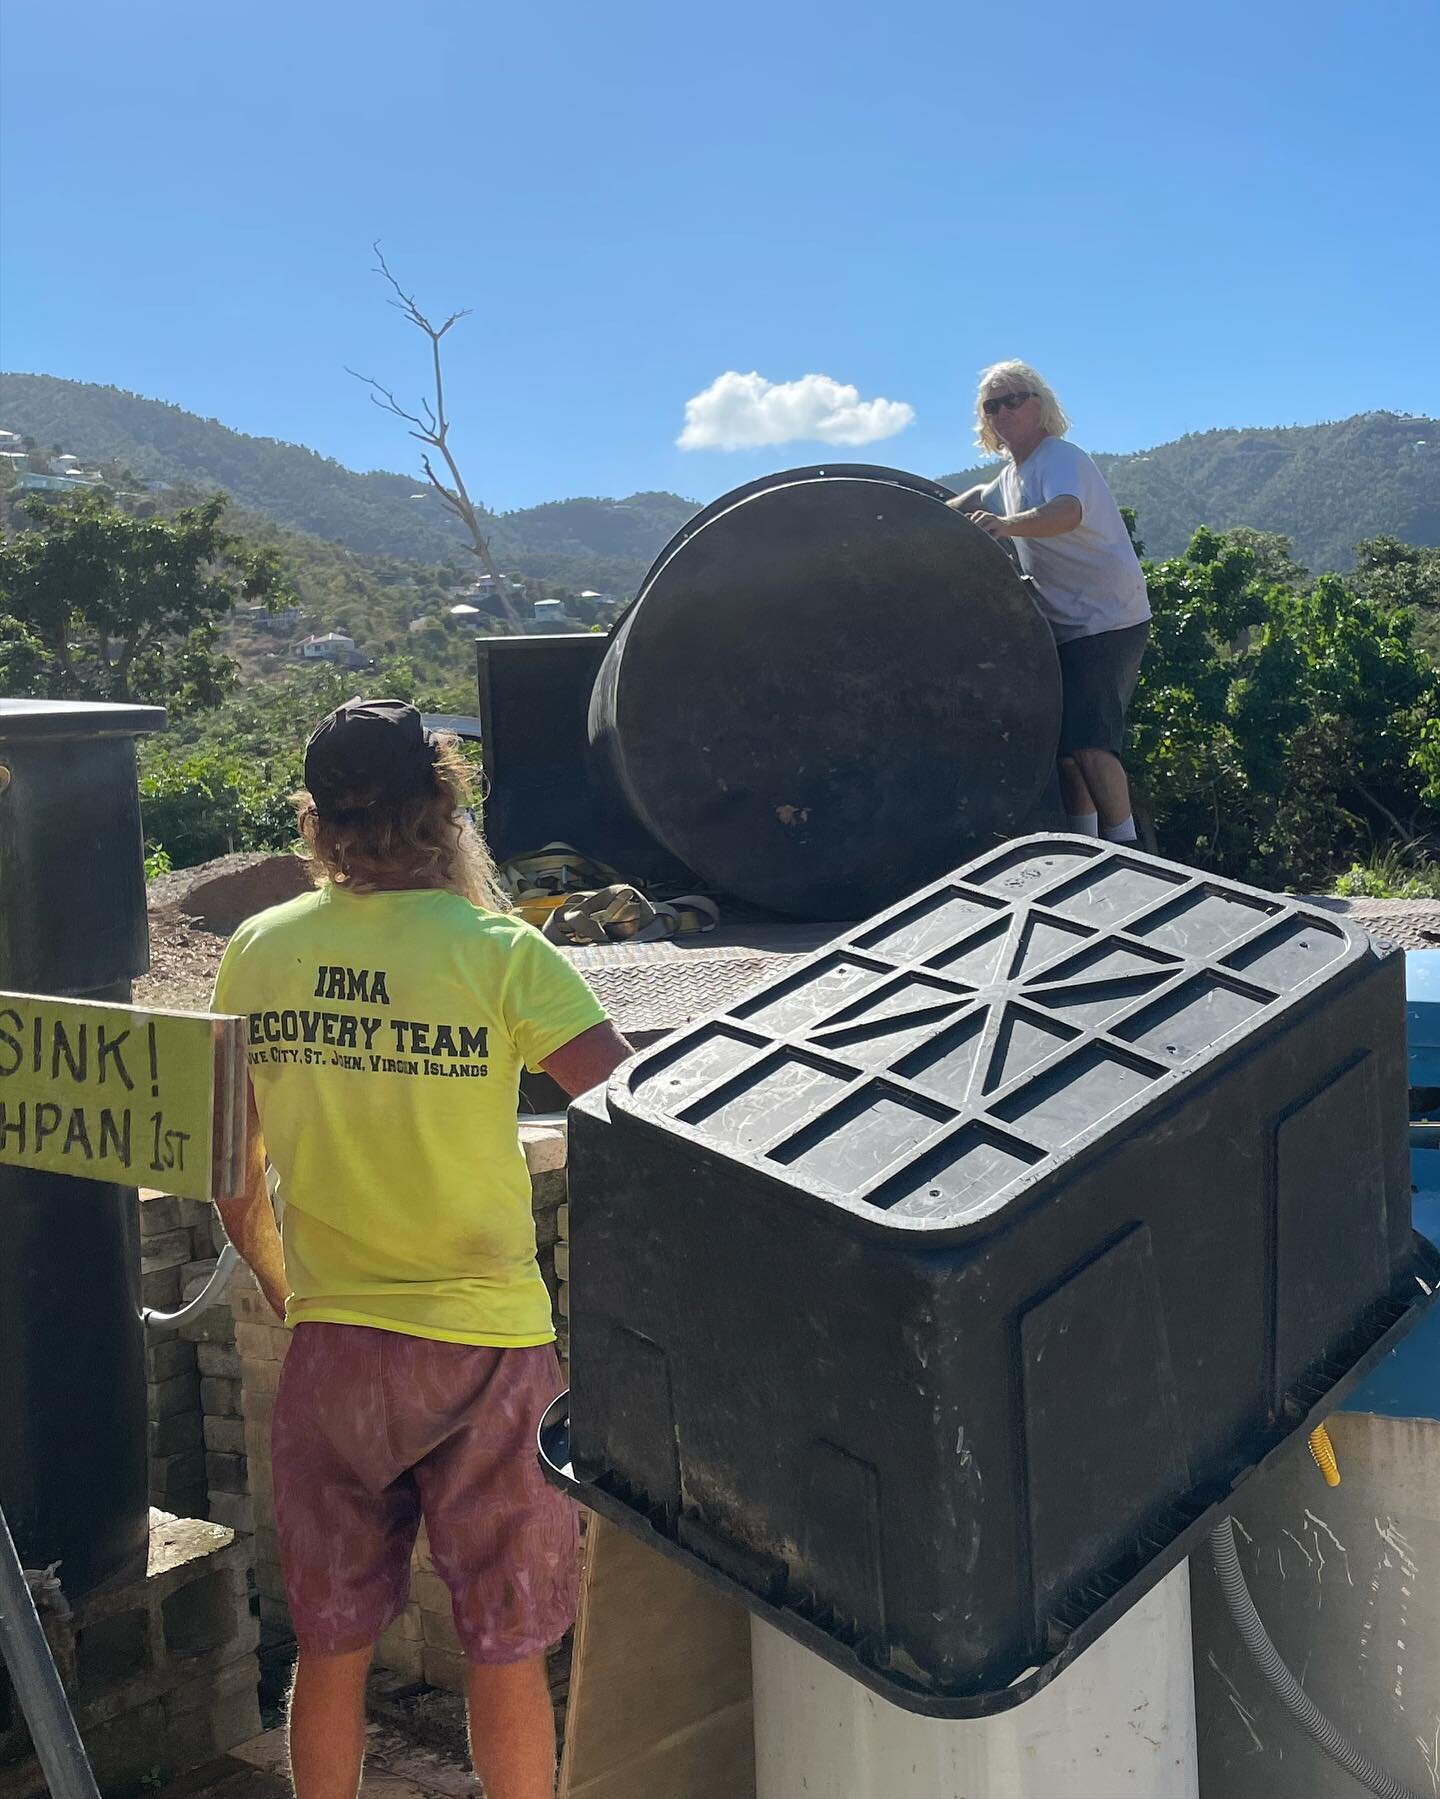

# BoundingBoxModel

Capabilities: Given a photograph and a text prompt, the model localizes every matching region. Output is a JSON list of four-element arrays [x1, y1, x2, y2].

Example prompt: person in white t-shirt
[[948, 360, 1151, 845]]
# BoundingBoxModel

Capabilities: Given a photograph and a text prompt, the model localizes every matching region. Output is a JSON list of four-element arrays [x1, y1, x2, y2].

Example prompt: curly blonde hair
[[974, 360, 1071, 457], [295, 735, 509, 912]]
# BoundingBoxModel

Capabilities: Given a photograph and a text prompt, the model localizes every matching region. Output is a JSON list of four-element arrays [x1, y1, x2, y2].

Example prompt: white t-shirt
[[982, 436, 1150, 643]]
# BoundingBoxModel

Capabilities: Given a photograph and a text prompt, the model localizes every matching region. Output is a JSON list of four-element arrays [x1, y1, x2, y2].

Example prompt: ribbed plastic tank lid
[[617, 837, 1369, 1233]]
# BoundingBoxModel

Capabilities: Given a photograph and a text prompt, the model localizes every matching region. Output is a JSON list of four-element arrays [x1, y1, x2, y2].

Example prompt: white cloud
[[677, 370, 916, 452]]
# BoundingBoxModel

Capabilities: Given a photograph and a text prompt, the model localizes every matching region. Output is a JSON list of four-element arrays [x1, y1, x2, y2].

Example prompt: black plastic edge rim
[[607, 463, 962, 636], [536, 1231, 1440, 1719]]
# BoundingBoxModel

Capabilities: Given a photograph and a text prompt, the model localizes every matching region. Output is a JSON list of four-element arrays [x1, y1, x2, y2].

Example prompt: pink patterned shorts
[[272, 1323, 580, 1662]]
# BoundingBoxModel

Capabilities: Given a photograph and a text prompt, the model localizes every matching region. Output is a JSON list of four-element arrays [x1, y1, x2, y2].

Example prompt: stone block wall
[[0, 1514, 259, 1798], [139, 1192, 249, 1530]]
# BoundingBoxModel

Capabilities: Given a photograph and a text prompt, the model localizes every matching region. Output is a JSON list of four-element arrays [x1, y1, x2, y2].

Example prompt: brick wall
[[0, 1515, 260, 1798], [139, 1193, 249, 1530]]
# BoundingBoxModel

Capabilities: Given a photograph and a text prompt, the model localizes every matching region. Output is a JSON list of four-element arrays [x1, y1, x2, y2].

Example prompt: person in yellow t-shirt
[[213, 697, 632, 1799]]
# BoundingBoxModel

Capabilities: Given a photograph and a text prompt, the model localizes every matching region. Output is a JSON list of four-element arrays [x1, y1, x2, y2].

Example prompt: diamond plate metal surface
[[561, 923, 839, 1035], [1313, 898, 1440, 952], [564, 901, 1440, 1037]]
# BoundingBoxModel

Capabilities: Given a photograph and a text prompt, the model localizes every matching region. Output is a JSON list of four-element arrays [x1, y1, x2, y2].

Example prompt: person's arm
[[215, 1077, 289, 1321], [972, 494, 1082, 540], [944, 484, 990, 514], [540, 1019, 634, 1098]]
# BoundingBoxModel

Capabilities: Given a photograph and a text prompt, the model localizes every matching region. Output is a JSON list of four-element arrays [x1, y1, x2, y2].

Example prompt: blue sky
[[2, 0, 1437, 512]]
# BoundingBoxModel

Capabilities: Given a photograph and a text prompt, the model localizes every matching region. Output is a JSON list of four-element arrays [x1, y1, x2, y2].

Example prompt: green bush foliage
[[1129, 529, 1440, 890], [1330, 848, 1440, 900], [139, 746, 300, 868], [139, 659, 480, 868]]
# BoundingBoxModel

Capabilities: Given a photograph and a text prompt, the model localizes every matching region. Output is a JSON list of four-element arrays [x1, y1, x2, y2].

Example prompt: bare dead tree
[[347, 242, 521, 625]]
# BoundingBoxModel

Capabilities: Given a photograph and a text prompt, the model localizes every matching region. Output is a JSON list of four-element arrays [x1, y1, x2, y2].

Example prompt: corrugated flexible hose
[[1209, 1516, 1425, 1799]]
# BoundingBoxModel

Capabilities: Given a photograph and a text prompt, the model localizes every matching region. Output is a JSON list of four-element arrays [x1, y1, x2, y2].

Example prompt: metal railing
[[0, 1503, 100, 1799]]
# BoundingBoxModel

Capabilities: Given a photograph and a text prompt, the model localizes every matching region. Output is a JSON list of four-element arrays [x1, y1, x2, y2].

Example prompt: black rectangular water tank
[[566, 836, 1433, 1709], [0, 700, 163, 1600], [475, 633, 685, 883]]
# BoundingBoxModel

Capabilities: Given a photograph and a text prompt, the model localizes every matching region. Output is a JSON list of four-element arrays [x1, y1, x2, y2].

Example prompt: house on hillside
[[293, 631, 368, 669], [15, 471, 102, 494], [238, 603, 305, 632]]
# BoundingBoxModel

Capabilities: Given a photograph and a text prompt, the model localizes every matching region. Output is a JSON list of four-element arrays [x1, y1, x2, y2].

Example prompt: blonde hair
[[974, 360, 1070, 457], [295, 735, 510, 912]]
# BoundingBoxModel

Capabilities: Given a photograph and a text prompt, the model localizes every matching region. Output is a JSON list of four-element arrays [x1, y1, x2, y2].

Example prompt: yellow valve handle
[[1308, 1423, 1340, 1487]]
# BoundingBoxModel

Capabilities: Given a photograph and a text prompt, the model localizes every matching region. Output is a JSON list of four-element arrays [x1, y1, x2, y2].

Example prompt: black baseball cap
[[303, 697, 441, 813]]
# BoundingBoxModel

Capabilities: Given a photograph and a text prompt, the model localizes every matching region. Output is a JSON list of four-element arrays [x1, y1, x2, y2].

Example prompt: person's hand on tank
[[970, 509, 1013, 538]]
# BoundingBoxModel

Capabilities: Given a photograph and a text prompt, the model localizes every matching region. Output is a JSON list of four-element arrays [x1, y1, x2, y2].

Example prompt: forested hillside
[[4, 375, 1435, 586], [942, 411, 1437, 571], [0, 373, 697, 593]]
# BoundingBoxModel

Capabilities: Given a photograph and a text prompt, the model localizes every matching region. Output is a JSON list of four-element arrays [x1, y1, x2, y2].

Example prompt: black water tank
[[564, 836, 1435, 1712], [589, 466, 1061, 918], [0, 700, 164, 1598]]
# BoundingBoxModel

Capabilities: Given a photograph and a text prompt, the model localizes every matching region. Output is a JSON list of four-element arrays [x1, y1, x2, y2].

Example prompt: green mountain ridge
[[941, 411, 1437, 572], [0, 372, 698, 594], [3, 373, 1436, 582]]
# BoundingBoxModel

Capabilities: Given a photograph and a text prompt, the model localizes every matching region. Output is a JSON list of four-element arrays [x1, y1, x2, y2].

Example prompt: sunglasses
[[982, 391, 1033, 416]]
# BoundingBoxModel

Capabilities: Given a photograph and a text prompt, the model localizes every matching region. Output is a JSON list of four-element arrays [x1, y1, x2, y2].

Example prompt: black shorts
[[1056, 622, 1150, 757]]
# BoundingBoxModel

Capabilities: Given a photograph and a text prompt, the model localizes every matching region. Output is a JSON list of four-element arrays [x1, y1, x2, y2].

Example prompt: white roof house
[[16, 471, 101, 494], [294, 631, 361, 665]]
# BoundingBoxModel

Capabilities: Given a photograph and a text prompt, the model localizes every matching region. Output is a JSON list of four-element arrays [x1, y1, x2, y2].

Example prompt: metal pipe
[[142, 1167, 282, 1332], [0, 1503, 101, 1799], [142, 1240, 240, 1331]]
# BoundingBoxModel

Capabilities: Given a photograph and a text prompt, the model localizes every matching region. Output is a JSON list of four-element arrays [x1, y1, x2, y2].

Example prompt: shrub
[[139, 747, 301, 870], [1330, 848, 1440, 900]]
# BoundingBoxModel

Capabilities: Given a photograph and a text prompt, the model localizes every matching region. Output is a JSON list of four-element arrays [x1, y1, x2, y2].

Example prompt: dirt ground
[[136, 852, 316, 1011], [136, 910, 233, 1012]]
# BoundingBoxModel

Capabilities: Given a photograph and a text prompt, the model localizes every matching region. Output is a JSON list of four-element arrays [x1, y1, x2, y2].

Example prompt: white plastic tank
[[752, 1562, 1199, 1799]]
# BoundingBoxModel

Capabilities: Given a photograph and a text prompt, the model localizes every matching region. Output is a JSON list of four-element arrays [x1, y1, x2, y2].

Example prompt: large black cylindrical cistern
[[589, 466, 1063, 918], [0, 700, 165, 1598]]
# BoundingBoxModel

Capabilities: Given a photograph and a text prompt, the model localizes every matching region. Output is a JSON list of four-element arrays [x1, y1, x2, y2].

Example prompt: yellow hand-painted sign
[[0, 991, 247, 1203]]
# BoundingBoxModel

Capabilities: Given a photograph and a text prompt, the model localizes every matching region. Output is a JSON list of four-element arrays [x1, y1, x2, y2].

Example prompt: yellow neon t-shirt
[[212, 884, 606, 1345]]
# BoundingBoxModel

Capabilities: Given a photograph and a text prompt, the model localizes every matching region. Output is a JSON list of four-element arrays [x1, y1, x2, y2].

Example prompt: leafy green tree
[[0, 491, 292, 707], [1221, 527, 1309, 591], [1130, 528, 1440, 888], [1349, 536, 1440, 662], [0, 612, 53, 696]]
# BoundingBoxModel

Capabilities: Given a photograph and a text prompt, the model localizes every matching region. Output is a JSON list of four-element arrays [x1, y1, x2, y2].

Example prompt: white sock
[[1066, 813, 1099, 837], [1103, 815, 1138, 844]]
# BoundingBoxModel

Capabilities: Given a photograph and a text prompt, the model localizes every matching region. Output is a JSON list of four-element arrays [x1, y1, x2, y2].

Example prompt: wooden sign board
[[559, 1517, 756, 1799], [0, 990, 247, 1202]]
